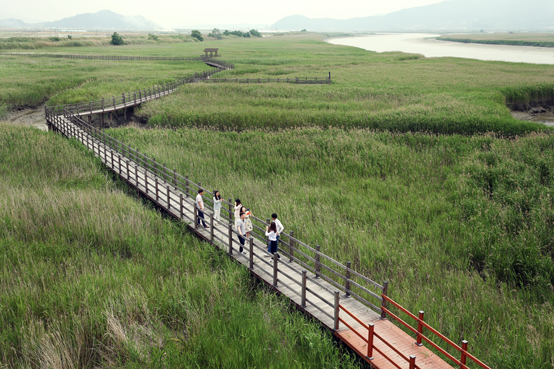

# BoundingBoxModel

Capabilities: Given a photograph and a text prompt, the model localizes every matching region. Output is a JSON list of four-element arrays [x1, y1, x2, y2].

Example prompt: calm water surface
[[328, 33, 554, 65]]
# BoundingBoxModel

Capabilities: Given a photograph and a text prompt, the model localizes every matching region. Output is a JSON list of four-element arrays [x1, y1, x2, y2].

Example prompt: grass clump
[[0, 123, 361, 369], [108, 126, 554, 368]]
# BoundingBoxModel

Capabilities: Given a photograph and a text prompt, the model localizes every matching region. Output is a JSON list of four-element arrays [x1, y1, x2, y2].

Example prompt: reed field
[[0, 122, 362, 368], [0, 55, 210, 119], [105, 126, 554, 368], [2, 34, 553, 134], [1, 33, 554, 368]]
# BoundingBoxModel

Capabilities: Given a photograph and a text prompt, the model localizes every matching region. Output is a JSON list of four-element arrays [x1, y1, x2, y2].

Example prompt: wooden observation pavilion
[[203, 48, 220, 57]]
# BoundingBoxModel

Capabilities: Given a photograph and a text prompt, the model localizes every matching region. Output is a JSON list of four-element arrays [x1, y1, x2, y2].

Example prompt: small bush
[[110, 32, 124, 46], [148, 33, 159, 41], [49, 37, 61, 42], [191, 30, 204, 42]]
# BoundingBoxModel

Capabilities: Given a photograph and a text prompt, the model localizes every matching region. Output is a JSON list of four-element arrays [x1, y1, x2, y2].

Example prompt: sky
[[1, 0, 445, 28]]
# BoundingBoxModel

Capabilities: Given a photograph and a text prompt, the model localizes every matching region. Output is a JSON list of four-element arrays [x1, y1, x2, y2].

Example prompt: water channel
[[328, 33, 554, 125]]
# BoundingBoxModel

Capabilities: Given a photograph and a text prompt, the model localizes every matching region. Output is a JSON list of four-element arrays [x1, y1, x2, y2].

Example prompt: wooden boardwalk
[[43, 109, 483, 369]]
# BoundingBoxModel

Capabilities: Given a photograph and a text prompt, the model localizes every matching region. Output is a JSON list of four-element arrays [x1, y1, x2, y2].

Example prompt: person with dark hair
[[234, 199, 245, 227], [213, 190, 223, 222], [265, 222, 280, 259], [236, 212, 247, 254], [196, 189, 208, 228], [271, 213, 284, 245]]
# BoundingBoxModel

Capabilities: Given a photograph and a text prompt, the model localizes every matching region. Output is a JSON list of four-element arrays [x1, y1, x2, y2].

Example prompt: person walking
[[196, 189, 208, 228], [213, 190, 223, 222], [271, 213, 284, 244], [236, 212, 247, 254], [244, 208, 253, 238], [265, 222, 280, 259]]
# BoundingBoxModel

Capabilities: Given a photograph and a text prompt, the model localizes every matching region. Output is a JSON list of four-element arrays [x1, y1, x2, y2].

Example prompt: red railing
[[338, 304, 418, 369], [381, 295, 491, 369]]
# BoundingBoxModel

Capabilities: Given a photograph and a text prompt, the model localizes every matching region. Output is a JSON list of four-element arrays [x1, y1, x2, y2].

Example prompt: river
[[327, 33, 554, 65]]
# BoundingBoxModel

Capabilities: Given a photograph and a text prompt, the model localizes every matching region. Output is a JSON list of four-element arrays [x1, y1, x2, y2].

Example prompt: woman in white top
[[265, 222, 280, 259], [234, 199, 244, 226], [213, 190, 223, 222]]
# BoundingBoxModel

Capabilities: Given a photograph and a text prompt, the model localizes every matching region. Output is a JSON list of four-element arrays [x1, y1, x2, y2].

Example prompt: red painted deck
[[336, 318, 454, 369]]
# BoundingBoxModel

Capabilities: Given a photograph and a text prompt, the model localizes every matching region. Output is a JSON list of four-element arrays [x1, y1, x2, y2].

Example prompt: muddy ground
[[6, 105, 148, 131], [511, 105, 554, 127]]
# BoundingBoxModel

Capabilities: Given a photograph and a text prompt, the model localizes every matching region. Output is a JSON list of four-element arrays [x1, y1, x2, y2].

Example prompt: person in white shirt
[[271, 213, 284, 244], [196, 189, 208, 228], [265, 222, 280, 259], [212, 190, 223, 222], [234, 199, 244, 227]]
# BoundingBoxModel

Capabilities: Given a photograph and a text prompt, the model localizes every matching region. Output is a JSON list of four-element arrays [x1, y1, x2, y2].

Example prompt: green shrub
[[191, 30, 203, 42], [148, 33, 159, 41], [110, 32, 124, 46]]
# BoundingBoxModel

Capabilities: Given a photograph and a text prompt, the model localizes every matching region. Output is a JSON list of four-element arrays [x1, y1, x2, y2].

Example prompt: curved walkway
[[35, 51, 490, 369]]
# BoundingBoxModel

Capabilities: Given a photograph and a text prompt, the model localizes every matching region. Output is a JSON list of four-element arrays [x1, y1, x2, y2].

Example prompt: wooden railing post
[[334, 291, 340, 330], [194, 201, 198, 228], [228, 223, 233, 254], [145, 169, 148, 195], [228, 198, 233, 221], [367, 323, 374, 359], [460, 340, 468, 369], [409, 355, 416, 369], [185, 176, 190, 197], [273, 254, 278, 287], [417, 311, 425, 346], [315, 245, 321, 278], [289, 231, 294, 262], [210, 212, 214, 242], [249, 237, 254, 270], [180, 194, 184, 220], [167, 185, 170, 209], [155, 177, 159, 202], [381, 281, 389, 319], [345, 261, 351, 297], [301, 270, 307, 307]]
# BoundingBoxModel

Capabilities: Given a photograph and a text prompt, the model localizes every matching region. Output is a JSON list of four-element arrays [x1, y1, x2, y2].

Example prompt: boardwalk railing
[[202, 77, 331, 84], [47, 106, 387, 319], [338, 304, 418, 369], [381, 295, 491, 369], [46, 60, 233, 117]]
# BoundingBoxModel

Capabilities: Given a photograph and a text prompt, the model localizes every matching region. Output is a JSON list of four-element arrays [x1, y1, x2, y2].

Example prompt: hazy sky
[[1, 0, 445, 28]]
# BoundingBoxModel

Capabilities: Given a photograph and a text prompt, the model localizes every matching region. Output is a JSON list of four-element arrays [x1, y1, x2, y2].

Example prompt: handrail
[[338, 304, 417, 369], [382, 295, 491, 369]]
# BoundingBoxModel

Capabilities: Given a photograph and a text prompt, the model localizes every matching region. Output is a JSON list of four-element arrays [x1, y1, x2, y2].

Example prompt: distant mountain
[[0, 10, 160, 30], [271, 0, 554, 31], [0, 18, 29, 28], [40, 10, 160, 30]]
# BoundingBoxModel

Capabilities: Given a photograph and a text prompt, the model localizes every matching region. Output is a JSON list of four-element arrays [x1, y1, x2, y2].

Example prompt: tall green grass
[[108, 126, 554, 368], [0, 123, 362, 368], [0, 56, 211, 108]]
